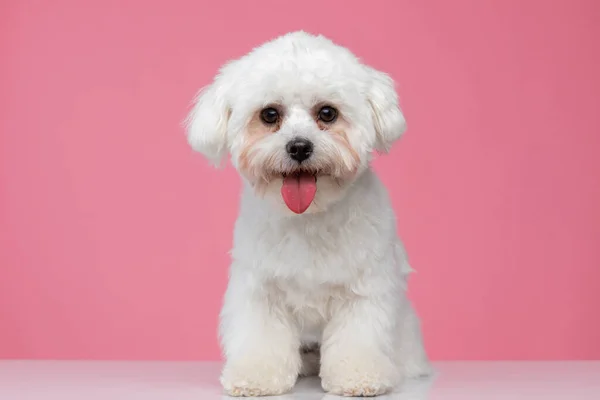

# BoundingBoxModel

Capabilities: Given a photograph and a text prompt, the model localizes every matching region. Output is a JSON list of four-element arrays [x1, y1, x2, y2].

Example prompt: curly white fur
[[185, 31, 431, 397]]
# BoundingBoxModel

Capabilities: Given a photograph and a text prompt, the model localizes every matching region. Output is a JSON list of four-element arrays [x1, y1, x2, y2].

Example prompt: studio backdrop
[[1, 0, 599, 360]]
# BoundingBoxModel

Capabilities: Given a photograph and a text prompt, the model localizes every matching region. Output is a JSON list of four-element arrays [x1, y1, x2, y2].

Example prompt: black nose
[[286, 138, 313, 162]]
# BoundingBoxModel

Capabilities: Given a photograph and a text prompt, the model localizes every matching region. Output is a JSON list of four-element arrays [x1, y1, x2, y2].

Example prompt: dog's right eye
[[260, 108, 279, 124]]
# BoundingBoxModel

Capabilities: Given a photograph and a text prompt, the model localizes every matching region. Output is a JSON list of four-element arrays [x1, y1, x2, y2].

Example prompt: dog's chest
[[257, 220, 371, 317], [250, 215, 376, 280], [268, 277, 355, 337], [270, 276, 354, 309]]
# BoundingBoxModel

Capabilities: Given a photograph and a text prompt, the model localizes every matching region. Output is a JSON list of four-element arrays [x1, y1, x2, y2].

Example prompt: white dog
[[185, 31, 431, 397]]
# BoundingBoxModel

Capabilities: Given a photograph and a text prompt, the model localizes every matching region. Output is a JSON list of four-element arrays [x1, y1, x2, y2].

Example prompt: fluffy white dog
[[185, 31, 431, 397]]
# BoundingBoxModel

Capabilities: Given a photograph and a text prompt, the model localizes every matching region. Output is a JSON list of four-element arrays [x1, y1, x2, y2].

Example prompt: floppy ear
[[366, 68, 407, 153], [184, 80, 231, 167]]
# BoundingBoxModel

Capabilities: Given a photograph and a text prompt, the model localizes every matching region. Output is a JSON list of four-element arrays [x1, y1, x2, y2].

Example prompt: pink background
[[1, 0, 599, 361]]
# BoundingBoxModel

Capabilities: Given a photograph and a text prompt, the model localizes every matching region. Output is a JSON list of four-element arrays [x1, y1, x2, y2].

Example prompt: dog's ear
[[366, 68, 407, 153], [184, 79, 231, 167]]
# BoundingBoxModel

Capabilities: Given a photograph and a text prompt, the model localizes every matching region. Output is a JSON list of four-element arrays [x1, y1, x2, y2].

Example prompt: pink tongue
[[281, 173, 317, 214]]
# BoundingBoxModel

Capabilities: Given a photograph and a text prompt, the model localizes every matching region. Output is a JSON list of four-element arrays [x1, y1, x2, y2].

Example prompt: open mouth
[[281, 171, 318, 214]]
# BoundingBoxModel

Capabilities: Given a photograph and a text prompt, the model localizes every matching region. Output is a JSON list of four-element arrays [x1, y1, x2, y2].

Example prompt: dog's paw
[[220, 360, 297, 397], [321, 377, 393, 397], [320, 355, 399, 397]]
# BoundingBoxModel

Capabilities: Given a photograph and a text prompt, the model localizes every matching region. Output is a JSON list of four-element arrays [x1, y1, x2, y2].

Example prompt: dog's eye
[[260, 108, 279, 124], [318, 106, 337, 123]]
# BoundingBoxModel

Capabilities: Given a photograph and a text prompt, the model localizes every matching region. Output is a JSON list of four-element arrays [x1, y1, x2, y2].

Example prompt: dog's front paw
[[220, 359, 298, 397], [321, 376, 393, 397], [320, 354, 399, 397]]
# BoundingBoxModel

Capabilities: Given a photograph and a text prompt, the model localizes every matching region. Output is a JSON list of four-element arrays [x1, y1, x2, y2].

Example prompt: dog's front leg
[[320, 294, 402, 397], [219, 273, 301, 397]]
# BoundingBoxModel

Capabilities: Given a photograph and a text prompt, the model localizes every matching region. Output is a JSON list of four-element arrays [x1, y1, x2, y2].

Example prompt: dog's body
[[186, 31, 431, 397]]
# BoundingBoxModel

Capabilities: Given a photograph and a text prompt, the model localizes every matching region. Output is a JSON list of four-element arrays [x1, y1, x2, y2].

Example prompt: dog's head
[[185, 31, 406, 214]]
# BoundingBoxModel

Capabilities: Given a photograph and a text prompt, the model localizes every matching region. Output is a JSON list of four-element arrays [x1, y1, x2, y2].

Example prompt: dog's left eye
[[318, 106, 338, 123]]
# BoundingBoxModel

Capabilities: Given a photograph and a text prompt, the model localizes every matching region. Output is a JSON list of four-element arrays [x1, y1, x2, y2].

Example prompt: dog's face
[[185, 32, 406, 214]]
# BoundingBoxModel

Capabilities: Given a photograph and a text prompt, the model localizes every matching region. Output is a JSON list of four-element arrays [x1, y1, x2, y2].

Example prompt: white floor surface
[[0, 361, 598, 399]]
